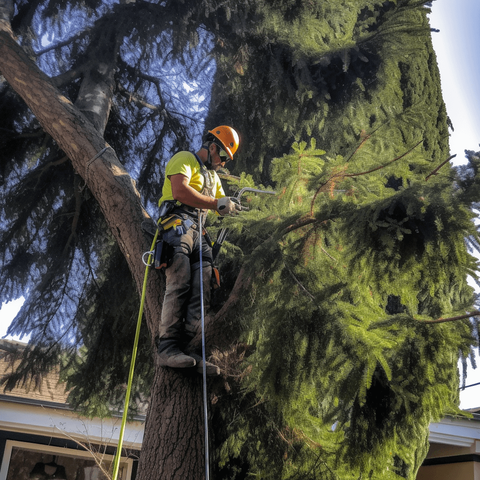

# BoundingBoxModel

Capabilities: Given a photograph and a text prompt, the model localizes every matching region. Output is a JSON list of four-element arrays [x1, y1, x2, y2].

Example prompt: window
[[0, 440, 133, 480]]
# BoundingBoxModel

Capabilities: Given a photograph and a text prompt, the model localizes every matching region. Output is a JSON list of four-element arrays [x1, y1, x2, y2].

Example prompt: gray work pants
[[158, 223, 212, 349]]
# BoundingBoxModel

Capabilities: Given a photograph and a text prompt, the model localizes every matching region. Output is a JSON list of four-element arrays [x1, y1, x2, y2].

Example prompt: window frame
[[0, 439, 134, 480]]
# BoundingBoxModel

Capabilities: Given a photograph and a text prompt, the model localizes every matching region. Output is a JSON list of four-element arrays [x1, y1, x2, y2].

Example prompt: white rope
[[198, 210, 210, 480]]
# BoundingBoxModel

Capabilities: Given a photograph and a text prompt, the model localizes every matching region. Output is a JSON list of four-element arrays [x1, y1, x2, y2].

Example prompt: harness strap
[[194, 153, 215, 198]]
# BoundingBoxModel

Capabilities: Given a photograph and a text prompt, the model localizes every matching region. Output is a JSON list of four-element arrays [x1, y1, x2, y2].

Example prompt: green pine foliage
[[208, 0, 449, 185], [2, 0, 480, 478], [213, 139, 480, 479]]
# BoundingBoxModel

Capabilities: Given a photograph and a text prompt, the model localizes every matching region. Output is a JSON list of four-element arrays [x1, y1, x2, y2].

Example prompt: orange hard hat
[[208, 126, 240, 160]]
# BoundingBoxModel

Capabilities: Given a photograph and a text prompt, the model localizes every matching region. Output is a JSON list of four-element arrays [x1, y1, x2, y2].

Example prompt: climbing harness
[[194, 152, 215, 198], [151, 213, 192, 269]]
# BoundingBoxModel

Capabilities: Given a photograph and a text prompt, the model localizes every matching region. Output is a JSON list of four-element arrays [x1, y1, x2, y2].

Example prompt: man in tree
[[3, 1, 480, 477], [156, 125, 242, 373]]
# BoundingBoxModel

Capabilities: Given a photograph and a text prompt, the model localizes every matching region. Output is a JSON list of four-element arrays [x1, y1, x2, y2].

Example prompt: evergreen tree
[[212, 141, 480, 479], [1, 0, 479, 479]]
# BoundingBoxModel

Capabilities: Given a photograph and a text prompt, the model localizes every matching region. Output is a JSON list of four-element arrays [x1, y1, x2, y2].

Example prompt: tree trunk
[[0, 18, 214, 480], [136, 268, 250, 480], [137, 367, 206, 480]]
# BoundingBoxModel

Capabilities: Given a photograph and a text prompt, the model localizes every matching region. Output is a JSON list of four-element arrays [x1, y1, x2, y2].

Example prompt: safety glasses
[[215, 144, 230, 162]]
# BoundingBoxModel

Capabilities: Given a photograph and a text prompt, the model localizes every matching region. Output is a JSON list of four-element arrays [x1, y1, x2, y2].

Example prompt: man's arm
[[170, 174, 218, 210]]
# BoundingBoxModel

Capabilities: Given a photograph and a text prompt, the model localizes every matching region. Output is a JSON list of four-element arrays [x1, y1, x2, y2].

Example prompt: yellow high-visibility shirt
[[159, 151, 225, 205]]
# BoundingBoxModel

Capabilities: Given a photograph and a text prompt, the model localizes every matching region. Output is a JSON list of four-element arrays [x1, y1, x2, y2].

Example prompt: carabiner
[[142, 250, 155, 267]]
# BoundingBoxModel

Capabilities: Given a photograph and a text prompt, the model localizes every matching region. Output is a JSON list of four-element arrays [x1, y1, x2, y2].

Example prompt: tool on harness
[[153, 239, 168, 270], [212, 265, 221, 289], [152, 214, 195, 269]]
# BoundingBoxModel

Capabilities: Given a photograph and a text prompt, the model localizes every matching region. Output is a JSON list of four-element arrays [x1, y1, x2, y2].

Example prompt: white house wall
[[0, 398, 144, 450]]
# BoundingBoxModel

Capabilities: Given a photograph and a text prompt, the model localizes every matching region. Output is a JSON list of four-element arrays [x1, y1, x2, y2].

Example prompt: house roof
[[429, 413, 480, 448], [0, 339, 70, 405], [0, 338, 148, 418], [0, 339, 145, 449]]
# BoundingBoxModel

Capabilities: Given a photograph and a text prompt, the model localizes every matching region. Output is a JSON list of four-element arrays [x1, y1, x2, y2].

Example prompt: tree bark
[[137, 366, 206, 480]]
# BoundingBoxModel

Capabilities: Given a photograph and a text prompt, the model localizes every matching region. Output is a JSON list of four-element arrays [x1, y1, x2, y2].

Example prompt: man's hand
[[216, 197, 246, 216]]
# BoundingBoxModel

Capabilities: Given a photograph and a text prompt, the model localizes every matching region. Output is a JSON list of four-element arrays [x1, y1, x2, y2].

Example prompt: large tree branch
[[188, 266, 252, 353], [52, 63, 89, 88], [0, 18, 163, 332], [35, 27, 92, 57]]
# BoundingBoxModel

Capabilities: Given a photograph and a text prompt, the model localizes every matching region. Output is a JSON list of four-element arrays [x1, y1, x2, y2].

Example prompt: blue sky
[[429, 0, 480, 409], [1, 0, 480, 406], [429, 0, 480, 163]]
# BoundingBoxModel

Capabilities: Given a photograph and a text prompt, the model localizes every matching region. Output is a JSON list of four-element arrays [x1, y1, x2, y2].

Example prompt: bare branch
[[422, 310, 480, 324], [285, 215, 318, 234], [283, 263, 316, 301], [344, 139, 423, 178], [425, 154, 456, 181], [117, 83, 161, 111], [345, 132, 371, 163], [117, 83, 198, 123], [52, 63, 89, 88], [35, 155, 69, 189], [218, 172, 242, 181]]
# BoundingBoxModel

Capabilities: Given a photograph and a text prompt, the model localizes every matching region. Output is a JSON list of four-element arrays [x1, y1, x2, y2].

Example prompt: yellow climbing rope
[[111, 229, 158, 480]]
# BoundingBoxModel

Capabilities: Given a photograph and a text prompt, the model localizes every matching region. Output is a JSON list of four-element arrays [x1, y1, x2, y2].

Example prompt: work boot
[[157, 340, 196, 369], [158, 352, 197, 368], [190, 353, 221, 376]]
